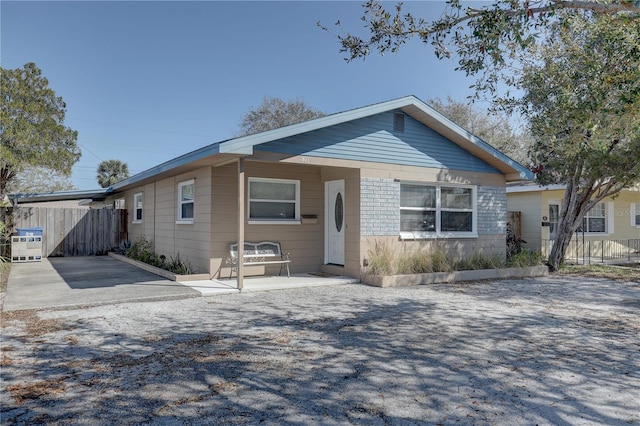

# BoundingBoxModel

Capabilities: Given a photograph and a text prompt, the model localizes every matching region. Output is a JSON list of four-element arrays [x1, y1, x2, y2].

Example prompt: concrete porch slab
[[180, 273, 360, 295]]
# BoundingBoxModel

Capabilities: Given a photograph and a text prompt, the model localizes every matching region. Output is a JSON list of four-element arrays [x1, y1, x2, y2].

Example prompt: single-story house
[[506, 183, 640, 258], [13, 96, 534, 283], [104, 96, 532, 282]]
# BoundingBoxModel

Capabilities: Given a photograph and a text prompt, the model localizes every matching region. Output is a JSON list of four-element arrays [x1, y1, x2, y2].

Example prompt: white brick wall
[[360, 178, 506, 237], [360, 177, 400, 236]]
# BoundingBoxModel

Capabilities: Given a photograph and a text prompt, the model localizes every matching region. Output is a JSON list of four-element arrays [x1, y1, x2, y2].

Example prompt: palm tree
[[96, 159, 130, 188]]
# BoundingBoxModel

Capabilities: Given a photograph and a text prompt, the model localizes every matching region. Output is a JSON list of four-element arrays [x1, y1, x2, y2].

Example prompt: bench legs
[[279, 262, 291, 278]]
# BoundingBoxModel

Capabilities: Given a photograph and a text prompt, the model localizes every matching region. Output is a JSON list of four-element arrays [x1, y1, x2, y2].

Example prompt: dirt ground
[[1, 275, 639, 425]]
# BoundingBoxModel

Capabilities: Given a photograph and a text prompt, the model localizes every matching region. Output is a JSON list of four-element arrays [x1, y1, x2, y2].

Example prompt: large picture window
[[133, 192, 143, 223], [400, 183, 476, 238], [177, 180, 195, 223], [248, 178, 300, 223]]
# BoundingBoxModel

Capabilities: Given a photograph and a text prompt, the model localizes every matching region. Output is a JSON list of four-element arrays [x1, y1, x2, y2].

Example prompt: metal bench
[[229, 241, 291, 278]]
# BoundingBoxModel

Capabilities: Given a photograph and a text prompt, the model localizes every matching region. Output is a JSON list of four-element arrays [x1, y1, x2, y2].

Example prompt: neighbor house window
[[577, 202, 607, 233], [114, 198, 125, 209], [133, 192, 143, 223], [631, 203, 640, 227], [177, 179, 195, 223], [400, 183, 476, 238], [248, 177, 300, 224]]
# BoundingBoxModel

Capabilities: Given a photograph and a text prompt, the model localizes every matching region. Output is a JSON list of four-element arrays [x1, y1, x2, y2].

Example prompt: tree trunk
[[548, 218, 576, 271], [546, 177, 621, 271]]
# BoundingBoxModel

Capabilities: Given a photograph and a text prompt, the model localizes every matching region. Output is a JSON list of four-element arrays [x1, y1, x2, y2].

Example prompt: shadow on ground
[[1, 277, 638, 425]]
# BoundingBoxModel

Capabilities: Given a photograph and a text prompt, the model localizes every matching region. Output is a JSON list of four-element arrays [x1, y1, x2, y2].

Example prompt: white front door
[[326, 180, 345, 265]]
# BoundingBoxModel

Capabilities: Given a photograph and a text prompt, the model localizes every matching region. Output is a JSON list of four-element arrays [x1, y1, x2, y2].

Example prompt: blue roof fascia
[[110, 141, 222, 191]]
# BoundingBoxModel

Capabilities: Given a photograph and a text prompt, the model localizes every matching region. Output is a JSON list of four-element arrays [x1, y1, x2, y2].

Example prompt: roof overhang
[[11, 188, 112, 204]]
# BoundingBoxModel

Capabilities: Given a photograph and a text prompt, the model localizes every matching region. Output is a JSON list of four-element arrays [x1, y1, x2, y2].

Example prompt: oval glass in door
[[334, 192, 344, 232]]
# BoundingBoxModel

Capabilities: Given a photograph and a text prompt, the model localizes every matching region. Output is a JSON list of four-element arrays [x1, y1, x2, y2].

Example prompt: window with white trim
[[400, 183, 476, 237], [133, 192, 143, 223], [577, 202, 606, 233], [177, 180, 195, 223], [632, 203, 640, 227], [248, 177, 300, 223]]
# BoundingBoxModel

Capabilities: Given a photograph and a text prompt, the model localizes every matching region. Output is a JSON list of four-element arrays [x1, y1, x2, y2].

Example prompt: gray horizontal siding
[[256, 110, 500, 174]]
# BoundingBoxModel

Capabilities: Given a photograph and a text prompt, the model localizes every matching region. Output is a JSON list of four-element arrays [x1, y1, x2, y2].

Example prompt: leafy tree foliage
[[239, 96, 325, 136], [0, 63, 80, 194], [96, 159, 130, 188], [514, 13, 640, 270], [326, 0, 640, 98], [8, 166, 76, 194], [429, 96, 532, 165]]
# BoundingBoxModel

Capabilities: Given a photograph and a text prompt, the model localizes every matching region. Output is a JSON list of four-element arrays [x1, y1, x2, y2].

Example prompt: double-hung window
[[133, 192, 143, 223], [177, 180, 195, 223], [400, 183, 476, 238], [248, 177, 300, 224], [577, 203, 606, 233]]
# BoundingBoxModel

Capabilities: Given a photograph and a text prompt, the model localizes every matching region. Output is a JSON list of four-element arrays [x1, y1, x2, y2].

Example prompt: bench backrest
[[230, 241, 282, 259]]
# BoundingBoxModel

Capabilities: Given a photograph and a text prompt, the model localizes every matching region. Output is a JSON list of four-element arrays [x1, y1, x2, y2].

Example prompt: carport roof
[[10, 188, 111, 204]]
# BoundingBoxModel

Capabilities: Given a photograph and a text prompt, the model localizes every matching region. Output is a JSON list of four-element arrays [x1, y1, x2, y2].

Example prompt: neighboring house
[[507, 184, 640, 259], [13, 96, 533, 280]]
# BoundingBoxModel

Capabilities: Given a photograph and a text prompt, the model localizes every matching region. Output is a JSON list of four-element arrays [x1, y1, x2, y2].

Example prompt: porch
[[180, 273, 361, 295]]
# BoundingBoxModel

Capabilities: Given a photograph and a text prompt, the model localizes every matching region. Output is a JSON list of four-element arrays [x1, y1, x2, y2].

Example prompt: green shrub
[[507, 250, 544, 268], [167, 254, 193, 275], [127, 236, 195, 274], [128, 236, 153, 263]]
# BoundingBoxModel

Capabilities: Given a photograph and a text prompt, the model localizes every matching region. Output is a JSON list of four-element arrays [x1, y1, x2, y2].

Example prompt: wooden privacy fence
[[12, 207, 128, 257], [507, 211, 522, 239]]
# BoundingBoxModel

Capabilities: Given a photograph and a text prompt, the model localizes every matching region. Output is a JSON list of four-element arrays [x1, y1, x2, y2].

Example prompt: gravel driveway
[[1, 275, 639, 425]]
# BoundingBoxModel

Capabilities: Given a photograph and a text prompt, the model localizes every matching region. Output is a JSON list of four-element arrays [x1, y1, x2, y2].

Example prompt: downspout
[[237, 158, 245, 290]]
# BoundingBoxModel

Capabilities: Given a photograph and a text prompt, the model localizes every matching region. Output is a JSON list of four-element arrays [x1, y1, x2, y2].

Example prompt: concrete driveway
[[2, 256, 200, 311]]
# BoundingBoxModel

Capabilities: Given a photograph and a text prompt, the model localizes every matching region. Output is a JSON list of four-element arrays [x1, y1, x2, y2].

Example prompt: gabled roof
[[14, 95, 534, 203], [111, 96, 532, 192]]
